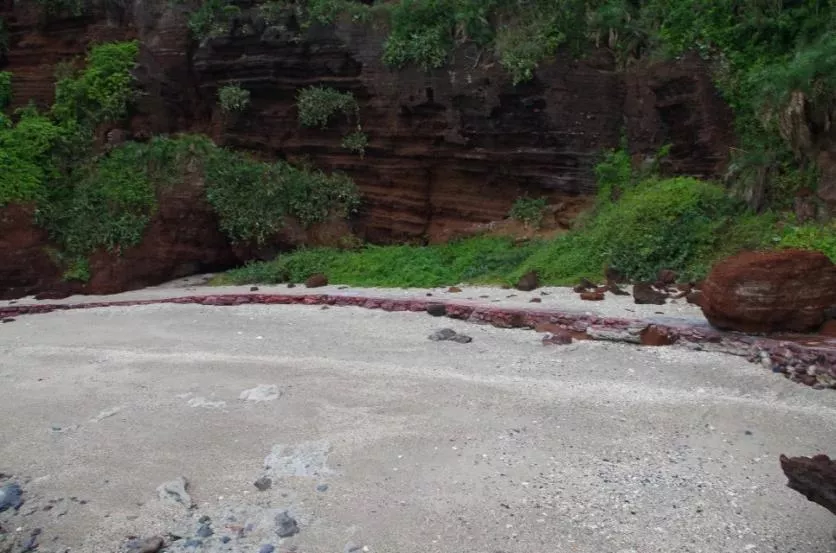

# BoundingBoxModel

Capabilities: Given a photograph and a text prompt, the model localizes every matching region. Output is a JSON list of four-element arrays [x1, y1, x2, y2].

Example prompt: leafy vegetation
[[509, 196, 547, 229], [202, 141, 360, 243], [217, 142, 836, 288], [218, 83, 251, 112], [297, 85, 368, 156], [0, 71, 12, 109], [297, 86, 358, 129], [173, 0, 836, 208], [51, 40, 139, 127], [1, 39, 360, 281]]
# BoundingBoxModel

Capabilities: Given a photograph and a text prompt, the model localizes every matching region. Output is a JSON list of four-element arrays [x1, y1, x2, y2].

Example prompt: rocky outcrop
[[780, 454, 836, 519], [84, 174, 238, 295], [191, 19, 735, 243], [701, 250, 836, 333], [0, 1, 736, 297]]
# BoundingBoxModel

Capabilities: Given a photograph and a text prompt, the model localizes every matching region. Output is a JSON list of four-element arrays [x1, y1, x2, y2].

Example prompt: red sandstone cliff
[[0, 0, 734, 297]]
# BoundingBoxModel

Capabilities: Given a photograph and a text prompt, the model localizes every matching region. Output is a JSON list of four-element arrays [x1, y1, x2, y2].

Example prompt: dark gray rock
[[275, 511, 299, 538], [126, 536, 164, 553], [450, 334, 473, 344], [429, 328, 457, 341], [259, 545, 276, 553], [0, 483, 23, 512], [196, 523, 213, 538], [254, 476, 272, 491], [426, 303, 446, 317], [316, 483, 329, 492]]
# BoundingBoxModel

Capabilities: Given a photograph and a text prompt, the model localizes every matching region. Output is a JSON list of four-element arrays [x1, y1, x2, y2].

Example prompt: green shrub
[[51, 40, 139, 127], [382, 0, 455, 70], [41, 141, 157, 256], [204, 146, 360, 244], [63, 257, 91, 282], [340, 129, 368, 156], [296, 86, 358, 129], [0, 71, 12, 109], [779, 221, 836, 262], [187, 0, 240, 39], [495, 19, 563, 85], [218, 83, 251, 112], [509, 196, 547, 228], [0, 108, 62, 205]]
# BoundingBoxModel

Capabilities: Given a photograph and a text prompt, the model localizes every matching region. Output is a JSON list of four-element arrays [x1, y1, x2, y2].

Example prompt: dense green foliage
[[217, 143, 834, 288], [297, 86, 368, 156], [51, 40, 139, 127], [202, 141, 360, 243], [0, 39, 360, 281], [0, 71, 12, 110], [509, 196, 547, 228], [297, 86, 358, 129], [218, 83, 251, 112], [178, 0, 836, 205], [0, 109, 62, 204]]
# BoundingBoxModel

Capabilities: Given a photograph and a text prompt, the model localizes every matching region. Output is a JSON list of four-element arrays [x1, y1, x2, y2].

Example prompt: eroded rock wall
[[0, 0, 736, 297]]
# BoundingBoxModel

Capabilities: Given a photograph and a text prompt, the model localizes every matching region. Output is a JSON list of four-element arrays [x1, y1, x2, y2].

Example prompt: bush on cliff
[[215, 172, 781, 287]]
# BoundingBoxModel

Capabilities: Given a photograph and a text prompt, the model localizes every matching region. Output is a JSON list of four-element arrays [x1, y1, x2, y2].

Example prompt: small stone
[[573, 278, 596, 293], [287, 283, 296, 288], [0, 483, 23, 512], [221, 536, 231, 544], [450, 334, 473, 344], [429, 328, 457, 341], [316, 483, 329, 492], [183, 538, 202, 548], [744, 430, 753, 436], [196, 524, 213, 538], [239, 384, 282, 402], [580, 291, 605, 301], [254, 477, 272, 491], [542, 330, 573, 346], [426, 304, 446, 317], [515, 271, 539, 291], [529, 298, 542, 303], [1, 318, 15, 323], [305, 273, 328, 288], [686, 291, 703, 306], [275, 511, 299, 538], [447, 286, 462, 293], [250, 286, 259, 292], [632, 282, 667, 305], [156, 477, 192, 509], [133, 536, 164, 553], [198, 515, 211, 524], [259, 545, 276, 553]]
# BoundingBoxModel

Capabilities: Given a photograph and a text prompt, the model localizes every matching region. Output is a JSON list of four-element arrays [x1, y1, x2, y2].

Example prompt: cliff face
[[0, 0, 735, 297]]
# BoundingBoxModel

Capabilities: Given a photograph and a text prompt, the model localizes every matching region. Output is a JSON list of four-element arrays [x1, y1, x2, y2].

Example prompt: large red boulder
[[701, 249, 836, 333]]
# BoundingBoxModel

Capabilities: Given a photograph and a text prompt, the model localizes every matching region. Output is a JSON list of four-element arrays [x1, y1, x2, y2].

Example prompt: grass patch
[[215, 173, 836, 289]]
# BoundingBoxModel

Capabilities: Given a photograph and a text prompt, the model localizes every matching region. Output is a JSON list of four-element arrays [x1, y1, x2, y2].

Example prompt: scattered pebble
[[156, 477, 193, 509], [89, 406, 122, 423], [195, 523, 213, 538], [239, 384, 282, 402], [0, 483, 24, 512], [254, 477, 273, 491], [316, 483, 329, 492], [259, 545, 276, 553], [429, 328, 472, 343], [275, 511, 299, 538]]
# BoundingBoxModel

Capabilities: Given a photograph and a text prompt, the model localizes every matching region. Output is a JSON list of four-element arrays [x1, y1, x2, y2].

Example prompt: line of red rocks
[[2, 292, 835, 389]]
